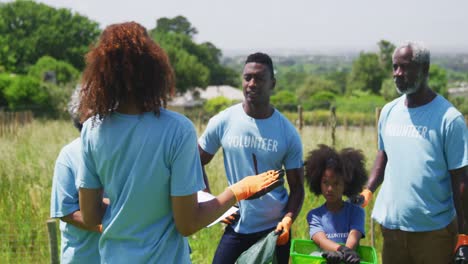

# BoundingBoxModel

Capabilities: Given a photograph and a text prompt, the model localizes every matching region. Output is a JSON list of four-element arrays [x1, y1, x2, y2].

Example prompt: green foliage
[[429, 64, 448, 97], [297, 75, 338, 100], [0, 1, 100, 73], [377, 40, 396, 75], [446, 69, 468, 82], [2, 75, 48, 110], [380, 78, 399, 101], [275, 69, 309, 92], [151, 16, 239, 92], [203, 96, 235, 116], [42, 82, 76, 118], [347, 52, 386, 94], [0, 73, 14, 107], [335, 91, 387, 113], [165, 46, 210, 92], [154, 15, 198, 37], [0, 120, 80, 263], [271, 90, 297, 111], [302, 91, 336, 111], [0, 73, 73, 116], [28, 56, 80, 85], [324, 69, 350, 94], [450, 96, 468, 115]]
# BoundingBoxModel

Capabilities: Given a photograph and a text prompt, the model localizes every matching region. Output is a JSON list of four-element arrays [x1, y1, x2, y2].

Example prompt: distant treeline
[[0, 1, 467, 117]]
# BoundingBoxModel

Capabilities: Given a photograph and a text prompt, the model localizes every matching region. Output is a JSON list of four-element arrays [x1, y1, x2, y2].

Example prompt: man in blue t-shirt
[[359, 42, 468, 264], [198, 52, 304, 264], [50, 88, 104, 263]]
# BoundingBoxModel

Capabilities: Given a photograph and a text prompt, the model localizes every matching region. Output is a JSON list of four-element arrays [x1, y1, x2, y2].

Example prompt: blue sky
[[29, 0, 468, 54]]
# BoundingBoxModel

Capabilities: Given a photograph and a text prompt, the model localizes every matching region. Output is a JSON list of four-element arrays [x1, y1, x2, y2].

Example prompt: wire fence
[[0, 111, 34, 137], [0, 220, 54, 263]]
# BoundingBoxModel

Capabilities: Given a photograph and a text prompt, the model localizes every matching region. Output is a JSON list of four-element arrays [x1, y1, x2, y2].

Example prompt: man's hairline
[[243, 62, 275, 79]]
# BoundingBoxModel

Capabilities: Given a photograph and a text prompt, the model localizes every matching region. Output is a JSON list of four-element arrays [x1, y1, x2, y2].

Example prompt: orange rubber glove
[[360, 189, 373, 208], [97, 224, 103, 233], [228, 170, 282, 201], [455, 234, 468, 253], [275, 216, 293, 245]]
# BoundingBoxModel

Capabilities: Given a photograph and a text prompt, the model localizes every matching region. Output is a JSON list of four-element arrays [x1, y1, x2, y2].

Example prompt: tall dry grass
[[0, 119, 78, 263]]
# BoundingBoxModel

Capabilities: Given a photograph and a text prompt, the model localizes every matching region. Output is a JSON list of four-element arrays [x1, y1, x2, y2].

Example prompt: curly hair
[[79, 21, 174, 122], [304, 144, 368, 197], [68, 85, 82, 131]]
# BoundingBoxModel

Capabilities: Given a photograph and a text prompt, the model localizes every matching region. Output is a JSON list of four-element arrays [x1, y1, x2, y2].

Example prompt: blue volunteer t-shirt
[[50, 138, 100, 264], [307, 201, 365, 243], [198, 103, 303, 233], [373, 94, 468, 231], [79, 109, 206, 264]]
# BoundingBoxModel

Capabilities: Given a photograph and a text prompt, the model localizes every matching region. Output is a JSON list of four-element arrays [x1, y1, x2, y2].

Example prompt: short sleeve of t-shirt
[[198, 114, 222, 155], [445, 115, 468, 170], [283, 126, 303, 170], [307, 209, 324, 239], [50, 147, 80, 218], [170, 125, 206, 196], [78, 122, 102, 189]]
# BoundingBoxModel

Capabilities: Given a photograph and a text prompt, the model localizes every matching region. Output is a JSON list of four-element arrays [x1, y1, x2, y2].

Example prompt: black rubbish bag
[[454, 245, 468, 264], [236, 230, 279, 264]]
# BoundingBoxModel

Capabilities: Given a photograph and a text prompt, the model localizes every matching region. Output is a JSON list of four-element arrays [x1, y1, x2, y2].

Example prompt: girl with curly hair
[[304, 144, 368, 264], [77, 22, 281, 263]]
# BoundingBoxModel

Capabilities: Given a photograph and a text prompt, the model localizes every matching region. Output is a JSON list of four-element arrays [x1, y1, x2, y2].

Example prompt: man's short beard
[[395, 72, 425, 95], [396, 80, 420, 95]]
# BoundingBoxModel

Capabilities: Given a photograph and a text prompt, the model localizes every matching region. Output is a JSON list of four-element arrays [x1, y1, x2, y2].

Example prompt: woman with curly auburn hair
[[77, 22, 283, 263], [78, 21, 174, 121], [304, 144, 368, 264]]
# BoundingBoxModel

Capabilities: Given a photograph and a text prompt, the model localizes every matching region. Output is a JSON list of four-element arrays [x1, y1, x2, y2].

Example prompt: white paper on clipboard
[[197, 191, 239, 227]]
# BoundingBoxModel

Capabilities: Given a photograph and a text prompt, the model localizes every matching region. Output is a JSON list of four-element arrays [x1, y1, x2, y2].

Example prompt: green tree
[[165, 47, 210, 92], [347, 52, 386, 94], [203, 96, 234, 116], [380, 78, 399, 101], [0, 73, 13, 108], [429, 64, 448, 97], [154, 16, 198, 38], [325, 69, 349, 94], [275, 68, 308, 92], [151, 16, 239, 92], [2, 75, 48, 110], [297, 75, 338, 100], [0, 1, 100, 73], [378, 40, 396, 74], [302, 91, 336, 111], [271, 90, 297, 111], [28, 56, 79, 85]]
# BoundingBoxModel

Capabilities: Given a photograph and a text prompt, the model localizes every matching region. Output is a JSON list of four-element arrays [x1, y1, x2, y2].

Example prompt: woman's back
[[79, 109, 205, 263]]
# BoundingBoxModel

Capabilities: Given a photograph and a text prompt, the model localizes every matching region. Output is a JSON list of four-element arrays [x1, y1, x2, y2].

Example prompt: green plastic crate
[[290, 239, 378, 264]]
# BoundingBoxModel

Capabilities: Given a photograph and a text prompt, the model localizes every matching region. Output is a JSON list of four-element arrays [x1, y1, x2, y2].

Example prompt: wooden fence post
[[330, 106, 337, 147], [46, 219, 59, 264], [297, 105, 303, 130]]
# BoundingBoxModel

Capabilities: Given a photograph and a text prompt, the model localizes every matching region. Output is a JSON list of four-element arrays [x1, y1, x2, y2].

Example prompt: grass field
[[0, 119, 382, 263]]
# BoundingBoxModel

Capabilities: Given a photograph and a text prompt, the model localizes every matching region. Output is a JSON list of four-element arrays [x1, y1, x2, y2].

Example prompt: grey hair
[[394, 41, 430, 65], [68, 85, 82, 130]]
